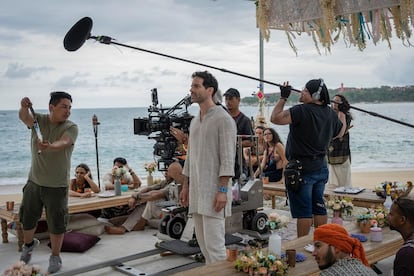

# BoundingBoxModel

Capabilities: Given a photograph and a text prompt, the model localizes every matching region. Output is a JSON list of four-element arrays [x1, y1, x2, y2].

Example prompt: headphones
[[312, 78, 324, 101]]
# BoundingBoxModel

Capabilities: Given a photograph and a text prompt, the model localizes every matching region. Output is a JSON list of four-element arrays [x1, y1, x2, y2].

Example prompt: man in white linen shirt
[[180, 71, 237, 264]]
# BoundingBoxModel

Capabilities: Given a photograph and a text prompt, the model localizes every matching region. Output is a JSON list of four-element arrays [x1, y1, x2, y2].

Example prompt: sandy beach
[[1, 168, 413, 205]]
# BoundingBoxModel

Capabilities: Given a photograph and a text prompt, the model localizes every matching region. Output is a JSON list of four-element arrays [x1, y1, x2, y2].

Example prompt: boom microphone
[[63, 17, 93, 51], [63, 17, 413, 129], [63, 17, 301, 92]]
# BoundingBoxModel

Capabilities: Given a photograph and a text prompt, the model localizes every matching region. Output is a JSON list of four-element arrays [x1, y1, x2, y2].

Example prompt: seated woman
[[243, 126, 265, 174], [254, 128, 288, 183], [69, 163, 100, 198]]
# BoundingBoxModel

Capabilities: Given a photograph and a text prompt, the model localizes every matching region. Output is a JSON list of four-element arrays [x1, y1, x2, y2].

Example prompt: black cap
[[223, 88, 240, 98]]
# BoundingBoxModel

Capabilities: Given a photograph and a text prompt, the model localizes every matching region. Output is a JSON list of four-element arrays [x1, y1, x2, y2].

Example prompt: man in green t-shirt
[[19, 91, 78, 273]]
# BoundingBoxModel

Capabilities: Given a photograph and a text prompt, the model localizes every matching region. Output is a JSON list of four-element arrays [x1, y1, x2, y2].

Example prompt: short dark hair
[[393, 196, 414, 223], [49, 91, 72, 106], [113, 157, 127, 165], [191, 71, 218, 96]]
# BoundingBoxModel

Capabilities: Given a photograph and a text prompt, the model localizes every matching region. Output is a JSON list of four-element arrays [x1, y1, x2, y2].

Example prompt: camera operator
[[170, 126, 188, 167]]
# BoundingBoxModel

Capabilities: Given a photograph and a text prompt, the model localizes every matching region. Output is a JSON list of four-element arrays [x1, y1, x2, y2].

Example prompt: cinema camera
[[134, 88, 193, 171]]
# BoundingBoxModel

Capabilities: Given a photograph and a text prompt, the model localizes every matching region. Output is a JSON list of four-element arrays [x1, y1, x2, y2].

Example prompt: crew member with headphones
[[270, 78, 345, 238]]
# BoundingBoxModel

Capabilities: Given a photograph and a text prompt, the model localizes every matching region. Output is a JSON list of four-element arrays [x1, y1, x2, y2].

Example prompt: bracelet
[[280, 97, 287, 101]]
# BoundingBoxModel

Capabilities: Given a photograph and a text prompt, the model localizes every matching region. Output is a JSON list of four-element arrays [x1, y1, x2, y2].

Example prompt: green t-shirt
[[28, 113, 78, 188]]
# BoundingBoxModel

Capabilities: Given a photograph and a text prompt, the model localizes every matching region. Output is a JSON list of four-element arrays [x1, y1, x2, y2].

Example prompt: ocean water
[[1, 102, 413, 189]]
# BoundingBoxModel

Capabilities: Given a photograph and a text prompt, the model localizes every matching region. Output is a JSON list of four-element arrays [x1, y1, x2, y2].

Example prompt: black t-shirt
[[286, 103, 342, 173], [394, 240, 414, 276], [233, 112, 253, 179]]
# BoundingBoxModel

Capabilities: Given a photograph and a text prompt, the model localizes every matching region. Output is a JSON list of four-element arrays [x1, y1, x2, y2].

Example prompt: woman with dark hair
[[328, 94, 353, 187], [69, 163, 100, 197], [254, 128, 288, 182], [243, 125, 266, 174]]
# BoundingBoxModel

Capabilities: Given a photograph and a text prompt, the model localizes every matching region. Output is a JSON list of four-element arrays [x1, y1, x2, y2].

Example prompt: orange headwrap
[[313, 224, 369, 266]]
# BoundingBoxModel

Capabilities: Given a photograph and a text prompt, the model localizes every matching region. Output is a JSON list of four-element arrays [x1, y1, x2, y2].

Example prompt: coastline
[[1, 168, 413, 205]]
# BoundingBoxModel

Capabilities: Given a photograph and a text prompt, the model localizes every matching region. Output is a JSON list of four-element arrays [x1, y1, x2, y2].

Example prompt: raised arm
[[19, 97, 35, 128]]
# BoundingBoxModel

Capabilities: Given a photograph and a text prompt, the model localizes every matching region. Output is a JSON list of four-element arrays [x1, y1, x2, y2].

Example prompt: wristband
[[218, 186, 228, 193], [280, 97, 287, 101]]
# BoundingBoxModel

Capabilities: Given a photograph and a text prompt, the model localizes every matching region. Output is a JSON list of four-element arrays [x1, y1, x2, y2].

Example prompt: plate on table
[[97, 192, 115, 198], [333, 187, 365, 194]]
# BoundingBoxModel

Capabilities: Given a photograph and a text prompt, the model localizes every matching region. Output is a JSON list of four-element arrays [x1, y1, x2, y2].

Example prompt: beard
[[318, 246, 336, 270], [389, 224, 397, 231]]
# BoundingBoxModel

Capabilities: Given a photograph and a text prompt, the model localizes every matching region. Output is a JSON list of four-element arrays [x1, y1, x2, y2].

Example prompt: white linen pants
[[192, 213, 226, 264], [328, 158, 352, 187], [122, 201, 162, 231]]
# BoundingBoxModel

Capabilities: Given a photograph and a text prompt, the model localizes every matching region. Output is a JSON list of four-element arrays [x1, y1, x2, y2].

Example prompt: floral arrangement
[[2, 261, 45, 276], [234, 248, 289, 275], [357, 207, 388, 228], [325, 196, 353, 216], [144, 161, 157, 174], [266, 212, 290, 230], [112, 166, 127, 178]]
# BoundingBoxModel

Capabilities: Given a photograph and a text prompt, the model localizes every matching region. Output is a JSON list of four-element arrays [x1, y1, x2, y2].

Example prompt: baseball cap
[[223, 88, 240, 98]]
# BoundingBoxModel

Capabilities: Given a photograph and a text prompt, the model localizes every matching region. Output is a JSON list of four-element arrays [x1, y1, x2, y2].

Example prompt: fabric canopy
[[256, 0, 414, 53]]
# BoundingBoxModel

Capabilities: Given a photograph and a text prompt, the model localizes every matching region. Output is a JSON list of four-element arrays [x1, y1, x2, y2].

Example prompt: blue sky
[[0, 0, 413, 110]]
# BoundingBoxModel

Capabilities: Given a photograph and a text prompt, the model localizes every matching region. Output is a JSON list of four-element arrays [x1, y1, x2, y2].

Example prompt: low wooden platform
[[263, 182, 385, 209]]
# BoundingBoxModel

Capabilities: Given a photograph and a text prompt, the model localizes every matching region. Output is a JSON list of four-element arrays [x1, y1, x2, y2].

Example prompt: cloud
[[4, 62, 52, 79], [0, 0, 412, 110]]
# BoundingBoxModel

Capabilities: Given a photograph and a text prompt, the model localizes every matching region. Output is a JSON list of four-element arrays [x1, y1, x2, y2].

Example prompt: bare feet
[[104, 225, 126, 235], [132, 218, 147, 231]]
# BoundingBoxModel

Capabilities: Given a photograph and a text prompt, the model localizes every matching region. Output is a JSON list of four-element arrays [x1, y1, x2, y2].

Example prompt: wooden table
[[174, 223, 403, 275], [0, 191, 134, 251], [263, 182, 385, 209]]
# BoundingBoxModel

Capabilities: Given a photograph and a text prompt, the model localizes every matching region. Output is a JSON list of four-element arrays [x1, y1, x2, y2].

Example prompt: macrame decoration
[[256, 0, 414, 54]]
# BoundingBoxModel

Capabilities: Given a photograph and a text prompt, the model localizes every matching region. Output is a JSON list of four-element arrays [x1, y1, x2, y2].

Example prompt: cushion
[[76, 224, 105, 236], [67, 213, 102, 230], [48, 231, 100, 253]]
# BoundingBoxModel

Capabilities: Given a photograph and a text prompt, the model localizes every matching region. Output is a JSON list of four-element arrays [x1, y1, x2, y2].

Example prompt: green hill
[[242, 85, 414, 105]]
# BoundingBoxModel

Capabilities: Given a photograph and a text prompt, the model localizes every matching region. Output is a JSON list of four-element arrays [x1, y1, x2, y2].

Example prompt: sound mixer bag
[[284, 160, 303, 193]]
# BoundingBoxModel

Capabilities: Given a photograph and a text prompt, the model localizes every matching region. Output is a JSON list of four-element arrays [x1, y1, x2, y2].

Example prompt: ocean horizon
[[1, 102, 413, 190]]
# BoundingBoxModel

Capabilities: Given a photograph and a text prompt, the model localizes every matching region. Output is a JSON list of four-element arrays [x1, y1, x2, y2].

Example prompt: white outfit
[[183, 105, 237, 264], [122, 180, 171, 231], [328, 158, 352, 187]]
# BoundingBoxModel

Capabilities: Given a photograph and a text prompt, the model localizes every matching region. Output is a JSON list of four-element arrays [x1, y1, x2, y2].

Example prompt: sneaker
[[20, 238, 40, 264], [48, 255, 62, 273]]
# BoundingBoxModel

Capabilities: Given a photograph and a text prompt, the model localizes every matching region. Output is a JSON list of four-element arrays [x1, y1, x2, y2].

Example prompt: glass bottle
[[383, 183, 392, 211], [268, 231, 281, 256], [115, 177, 122, 196]]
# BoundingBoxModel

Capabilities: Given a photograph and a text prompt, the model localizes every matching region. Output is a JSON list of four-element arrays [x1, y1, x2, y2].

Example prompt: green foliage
[[242, 86, 414, 105]]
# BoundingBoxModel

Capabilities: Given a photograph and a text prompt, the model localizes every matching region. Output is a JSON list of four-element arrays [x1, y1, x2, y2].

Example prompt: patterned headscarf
[[314, 224, 369, 266]]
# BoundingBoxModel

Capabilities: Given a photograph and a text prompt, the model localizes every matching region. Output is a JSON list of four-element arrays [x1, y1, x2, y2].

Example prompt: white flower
[[112, 166, 127, 178]]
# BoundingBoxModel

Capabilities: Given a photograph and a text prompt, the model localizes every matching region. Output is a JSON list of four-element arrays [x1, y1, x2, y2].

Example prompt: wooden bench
[[263, 182, 385, 209]]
